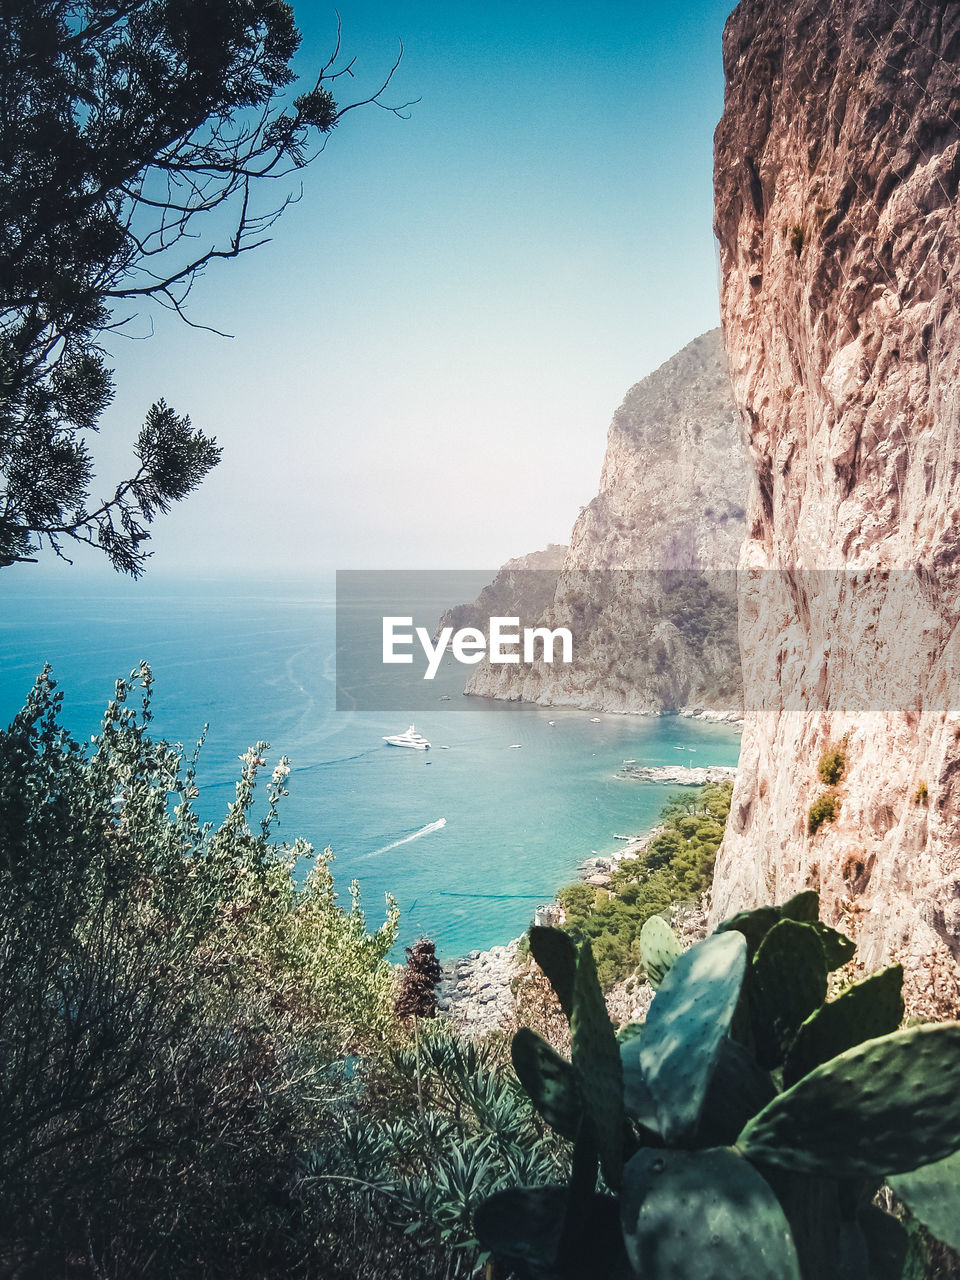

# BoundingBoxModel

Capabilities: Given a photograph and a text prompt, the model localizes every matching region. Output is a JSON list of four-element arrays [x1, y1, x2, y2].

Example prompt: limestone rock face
[[568, 329, 746, 576], [463, 330, 748, 715], [711, 0, 960, 1013]]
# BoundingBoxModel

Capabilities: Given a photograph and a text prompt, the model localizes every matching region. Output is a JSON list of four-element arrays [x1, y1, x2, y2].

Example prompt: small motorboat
[[382, 725, 431, 750]]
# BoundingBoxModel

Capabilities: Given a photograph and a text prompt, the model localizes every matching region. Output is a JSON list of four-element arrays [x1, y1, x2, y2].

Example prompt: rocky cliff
[[711, 0, 960, 1014], [462, 330, 749, 715], [437, 545, 567, 637]]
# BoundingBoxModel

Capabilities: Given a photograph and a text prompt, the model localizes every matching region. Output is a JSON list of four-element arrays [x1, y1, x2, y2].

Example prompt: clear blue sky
[[85, 0, 735, 576]]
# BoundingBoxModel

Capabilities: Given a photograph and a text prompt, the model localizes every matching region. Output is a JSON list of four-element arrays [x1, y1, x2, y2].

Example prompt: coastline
[[436, 761, 735, 1032]]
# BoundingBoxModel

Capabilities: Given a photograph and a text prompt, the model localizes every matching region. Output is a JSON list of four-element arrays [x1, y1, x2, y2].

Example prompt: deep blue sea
[[0, 573, 741, 959]]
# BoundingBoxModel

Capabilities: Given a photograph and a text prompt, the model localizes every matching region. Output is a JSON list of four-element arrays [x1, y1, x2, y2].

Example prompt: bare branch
[[0, 1, 412, 573]]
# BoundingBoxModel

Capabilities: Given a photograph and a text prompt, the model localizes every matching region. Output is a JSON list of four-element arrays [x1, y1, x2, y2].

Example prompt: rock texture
[[462, 330, 749, 715], [711, 0, 960, 1013], [616, 764, 738, 786], [436, 943, 520, 1037]]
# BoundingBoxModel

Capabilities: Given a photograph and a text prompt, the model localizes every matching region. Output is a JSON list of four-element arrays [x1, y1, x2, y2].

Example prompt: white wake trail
[[363, 817, 447, 858]]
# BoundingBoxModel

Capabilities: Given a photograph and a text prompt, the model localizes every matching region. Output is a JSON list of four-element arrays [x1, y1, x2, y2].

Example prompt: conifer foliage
[[0, 0, 407, 572], [395, 937, 443, 1021]]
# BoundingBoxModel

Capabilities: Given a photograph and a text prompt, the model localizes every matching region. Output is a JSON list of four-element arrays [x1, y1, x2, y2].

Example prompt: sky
[[72, 0, 735, 576]]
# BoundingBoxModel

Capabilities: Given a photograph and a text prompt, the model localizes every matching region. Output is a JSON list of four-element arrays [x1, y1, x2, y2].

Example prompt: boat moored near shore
[[383, 725, 431, 750]]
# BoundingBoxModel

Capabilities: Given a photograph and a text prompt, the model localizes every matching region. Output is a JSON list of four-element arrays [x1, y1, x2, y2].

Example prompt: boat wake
[[363, 817, 447, 859], [299, 748, 382, 772]]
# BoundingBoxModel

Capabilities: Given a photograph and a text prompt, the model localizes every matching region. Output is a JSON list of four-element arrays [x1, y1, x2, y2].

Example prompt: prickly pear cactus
[[783, 964, 904, 1087], [751, 920, 827, 1068], [638, 931, 746, 1144], [511, 1027, 581, 1139], [639, 915, 682, 988], [476, 904, 960, 1280], [889, 1148, 960, 1252], [571, 940, 624, 1189], [528, 925, 577, 1018]]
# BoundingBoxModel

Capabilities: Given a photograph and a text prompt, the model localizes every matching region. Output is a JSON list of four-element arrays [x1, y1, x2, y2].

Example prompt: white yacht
[[382, 724, 431, 750]]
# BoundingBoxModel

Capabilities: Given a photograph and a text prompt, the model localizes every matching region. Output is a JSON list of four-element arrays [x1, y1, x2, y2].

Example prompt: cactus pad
[[620, 1147, 802, 1279], [889, 1148, 960, 1251], [529, 926, 578, 1020], [783, 964, 904, 1086], [475, 1185, 629, 1280], [695, 1037, 777, 1147], [512, 1028, 581, 1139], [715, 905, 782, 958], [739, 1023, 960, 1177], [571, 941, 624, 1189], [639, 930, 747, 1143], [779, 890, 821, 923], [751, 920, 828, 1068], [620, 1029, 661, 1136], [639, 915, 682, 988], [810, 921, 856, 970]]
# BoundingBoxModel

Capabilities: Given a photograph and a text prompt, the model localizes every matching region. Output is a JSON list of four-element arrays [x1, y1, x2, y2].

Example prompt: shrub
[[817, 742, 846, 785], [808, 789, 839, 833], [0, 665, 402, 1276], [306, 1024, 571, 1271], [915, 780, 929, 805], [790, 222, 807, 256], [395, 938, 443, 1021]]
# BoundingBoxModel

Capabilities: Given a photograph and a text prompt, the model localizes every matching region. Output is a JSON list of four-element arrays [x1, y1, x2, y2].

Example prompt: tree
[[395, 937, 443, 1111], [0, 0, 410, 574]]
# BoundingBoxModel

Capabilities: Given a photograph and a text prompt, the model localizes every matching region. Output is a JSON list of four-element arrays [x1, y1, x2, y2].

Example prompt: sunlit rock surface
[[711, 0, 960, 1014]]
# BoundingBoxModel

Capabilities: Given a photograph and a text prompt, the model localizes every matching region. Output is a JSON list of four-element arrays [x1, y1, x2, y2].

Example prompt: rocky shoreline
[[436, 942, 520, 1037], [678, 704, 743, 725], [435, 827, 665, 1031], [615, 763, 737, 785], [435, 896, 712, 1037]]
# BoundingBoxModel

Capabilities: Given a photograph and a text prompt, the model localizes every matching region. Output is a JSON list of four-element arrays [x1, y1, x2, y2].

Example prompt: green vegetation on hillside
[[660, 571, 738, 651], [0, 665, 585, 1277], [808, 789, 840, 833], [818, 742, 847, 785], [556, 782, 732, 989]]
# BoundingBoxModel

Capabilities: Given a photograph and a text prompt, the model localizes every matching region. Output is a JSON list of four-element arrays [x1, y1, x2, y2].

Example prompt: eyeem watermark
[[383, 616, 574, 680], [335, 569, 576, 710]]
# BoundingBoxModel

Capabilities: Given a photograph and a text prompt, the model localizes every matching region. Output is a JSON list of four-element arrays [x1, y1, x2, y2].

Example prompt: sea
[[0, 572, 742, 960]]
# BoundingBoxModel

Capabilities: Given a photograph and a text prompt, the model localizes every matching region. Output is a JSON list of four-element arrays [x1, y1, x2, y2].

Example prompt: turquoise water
[[0, 573, 741, 959]]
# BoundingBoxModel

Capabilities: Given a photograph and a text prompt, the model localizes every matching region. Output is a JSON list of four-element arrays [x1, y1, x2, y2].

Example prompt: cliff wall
[[711, 0, 960, 1013], [464, 330, 748, 715]]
